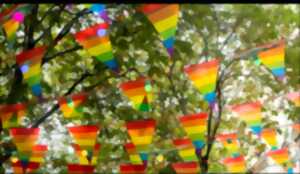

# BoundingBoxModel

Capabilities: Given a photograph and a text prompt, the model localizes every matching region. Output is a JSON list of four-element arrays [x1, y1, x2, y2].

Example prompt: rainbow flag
[[67, 164, 95, 174], [179, 113, 208, 150], [9, 128, 40, 169], [184, 59, 219, 106], [171, 161, 201, 174], [267, 148, 293, 172], [293, 123, 300, 134], [16, 46, 47, 97], [286, 91, 300, 107], [119, 164, 146, 174], [85, 4, 111, 23], [30, 144, 48, 163], [261, 128, 278, 150], [11, 161, 40, 174], [216, 133, 239, 157], [58, 93, 87, 118], [72, 143, 100, 165], [124, 143, 144, 165], [68, 125, 100, 164], [223, 155, 246, 173], [74, 23, 118, 72], [120, 77, 153, 112], [0, 103, 26, 129], [231, 101, 263, 135], [173, 138, 198, 162], [257, 41, 285, 80], [140, 4, 179, 57]]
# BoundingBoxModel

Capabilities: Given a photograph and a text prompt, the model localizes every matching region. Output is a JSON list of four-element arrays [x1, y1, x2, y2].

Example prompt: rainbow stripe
[[119, 164, 146, 174], [171, 161, 201, 174], [16, 46, 46, 97], [261, 128, 278, 150], [257, 42, 285, 80], [58, 93, 87, 118], [74, 23, 118, 72], [267, 148, 293, 172], [11, 161, 40, 174], [72, 143, 100, 165], [0, 103, 26, 129], [140, 4, 179, 57], [173, 138, 198, 162], [216, 133, 239, 157], [184, 59, 219, 105], [223, 155, 246, 173], [124, 143, 144, 165], [231, 101, 263, 135], [85, 4, 111, 23], [67, 164, 95, 174], [286, 91, 300, 107], [179, 113, 208, 150], [120, 77, 153, 112], [30, 145, 48, 163], [68, 125, 100, 164]]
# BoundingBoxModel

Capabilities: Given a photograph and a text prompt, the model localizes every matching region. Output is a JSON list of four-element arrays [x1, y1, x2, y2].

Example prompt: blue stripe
[[139, 153, 148, 161], [251, 126, 262, 135], [32, 84, 42, 96], [271, 68, 285, 76], [193, 141, 205, 149], [204, 92, 216, 103], [105, 59, 118, 71], [90, 4, 105, 13], [163, 37, 175, 49]]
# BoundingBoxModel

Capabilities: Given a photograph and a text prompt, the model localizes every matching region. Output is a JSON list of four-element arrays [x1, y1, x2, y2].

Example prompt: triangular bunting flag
[[179, 112, 208, 150], [171, 161, 201, 174], [67, 164, 95, 174], [286, 91, 300, 107], [231, 101, 263, 135], [216, 133, 239, 157], [119, 164, 146, 174], [222, 155, 246, 173], [72, 143, 100, 165], [140, 4, 179, 57], [184, 59, 219, 106], [0, 103, 26, 129], [74, 22, 118, 72], [16, 46, 47, 97], [124, 143, 144, 165], [267, 148, 293, 173], [261, 128, 278, 150], [58, 92, 87, 118], [120, 77, 154, 112], [173, 138, 198, 162]]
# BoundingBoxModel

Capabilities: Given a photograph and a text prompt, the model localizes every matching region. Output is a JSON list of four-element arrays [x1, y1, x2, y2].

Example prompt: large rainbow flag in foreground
[[257, 41, 285, 80], [0, 103, 26, 129], [184, 59, 219, 106], [68, 125, 100, 164], [173, 138, 198, 162], [222, 155, 246, 173], [68, 164, 95, 174], [266, 148, 293, 173], [16, 46, 47, 97], [286, 91, 300, 107], [124, 143, 144, 165], [119, 164, 146, 174], [58, 93, 87, 118], [231, 101, 263, 135], [171, 161, 201, 174], [74, 22, 118, 72], [179, 113, 208, 150], [72, 143, 101, 165], [120, 77, 154, 112], [140, 4, 179, 57], [261, 128, 278, 150], [216, 133, 239, 157]]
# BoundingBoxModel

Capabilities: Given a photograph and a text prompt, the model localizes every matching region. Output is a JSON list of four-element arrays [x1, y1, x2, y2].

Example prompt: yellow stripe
[[131, 136, 153, 145], [87, 42, 112, 56], [260, 54, 284, 65], [23, 64, 40, 79], [75, 139, 96, 146], [179, 148, 195, 157], [184, 126, 206, 134], [129, 155, 143, 164], [153, 14, 178, 33], [130, 95, 145, 105]]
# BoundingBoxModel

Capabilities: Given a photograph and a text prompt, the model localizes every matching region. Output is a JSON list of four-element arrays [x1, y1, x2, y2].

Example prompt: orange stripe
[[148, 5, 178, 23]]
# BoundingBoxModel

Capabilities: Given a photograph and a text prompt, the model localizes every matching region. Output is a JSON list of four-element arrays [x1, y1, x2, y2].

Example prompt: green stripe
[[198, 84, 216, 94], [161, 27, 176, 40], [95, 51, 114, 62], [183, 155, 198, 161], [27, 75, 41, 86], [189, 133, 205, 141]]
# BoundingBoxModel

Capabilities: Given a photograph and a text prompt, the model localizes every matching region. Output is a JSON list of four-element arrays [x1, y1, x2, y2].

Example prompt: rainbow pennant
[[16, 46, 47, 97], [231, 101, 263, 135], [216, 133, 239, 157], [267, 148, 293, 173], [0, 103, 26, 129], [171, 161, 201, 174], [261, 128, 278, 150], [58, 93, 87, 118], [257, 41, 285, 80], [124, 143, 144, 165], [85, 4, 111, 23], [140, 4, 179, 57], [184, 59, 219, 106], [120, 77, 154, 112], [119, 164, 146, 174], [173, 138, 198, 162], [9, 128, 40, 170], [11, 161, 40, 174], [72, 143, 101, 165], [67, 164, 95, 174], [74, 22, 118, 72], [286, 91, 300, 107], [222, 155, 246, 173], [68, 125, 100, 164], [179, 113, 208, 150]]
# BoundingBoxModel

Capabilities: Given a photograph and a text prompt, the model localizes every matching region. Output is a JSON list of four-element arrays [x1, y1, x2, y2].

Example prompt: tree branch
[[42, 45, 82, 65]]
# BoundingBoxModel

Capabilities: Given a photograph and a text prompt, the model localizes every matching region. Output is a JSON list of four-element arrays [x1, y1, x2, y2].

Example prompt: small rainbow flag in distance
[[11, 161, 40, 174], [74, 22, 118, 72], [261, 128, 278, 150], [0, 103, 26, 129], [286, 91, 300, 107], [124, 143, 144, 165], [140, 4, 179, 57], [68, 125, 100, 164], [179, 112, 208, 150], [67, 164, 95, 174], [72, 143, 101, 165], [16, 46, 46, 97], [171, 161, 201, 174], [119, 164, 146, 174], [231, 101, 263, 135], [223, 155, 246, 173], [257, 41, 285, 80], [120, 77, 154, 112], [173, 138, 198, 162], [267, 148, 293, 173], [58, 92, 87, 118], [184, 59, 219, 106], [216, 133, 239, 157]]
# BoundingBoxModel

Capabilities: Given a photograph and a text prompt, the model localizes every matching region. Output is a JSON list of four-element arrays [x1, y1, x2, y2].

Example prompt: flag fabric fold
[[171, 161, 201, 174], [58, 92, 87, 118], [0, 103, 26, 129], [173, 138, 198, 162]]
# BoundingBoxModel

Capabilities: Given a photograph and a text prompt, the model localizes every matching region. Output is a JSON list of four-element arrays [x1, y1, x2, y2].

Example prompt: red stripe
[[172, 161, 198, 169], [126, 119, 156, 130], [12, 161, 40, 169], [120, 164, 146, 172], [216, 133, 237, 141], [173, 138, 193, 146], [120, 77, 147, 91], [10, 128, 39, 135], [68, 125, 99, 133], [125, 142, 135, 150], [266, 148, 288, 156], [68, 164, 95, 172], [139, 4, 167, 14], [74, 23, 109, 42], [32, 145, 47, 151], [184, 58, 219, 74], [16, 46, 46, 65], [179, 112, 208, 122], [0, 103, 26, 113], [59, 92, 87, 104], [223, 155, 244, 164]]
